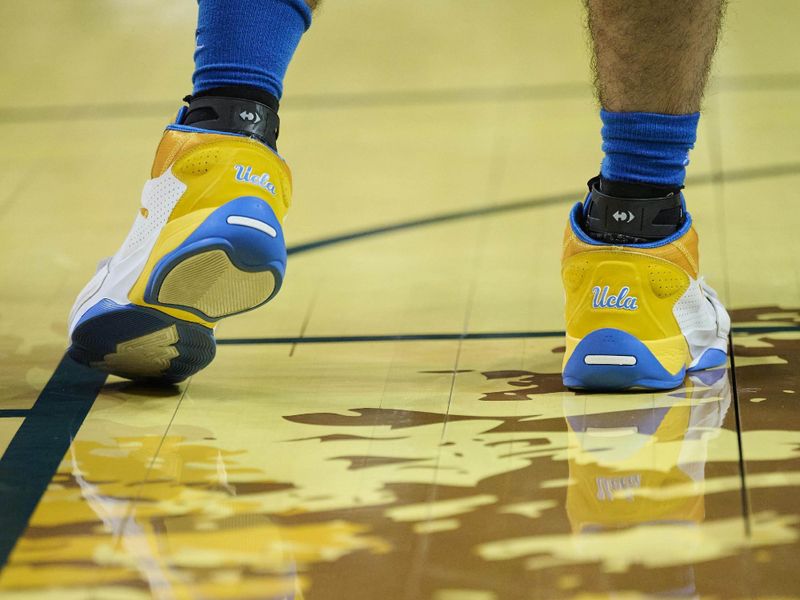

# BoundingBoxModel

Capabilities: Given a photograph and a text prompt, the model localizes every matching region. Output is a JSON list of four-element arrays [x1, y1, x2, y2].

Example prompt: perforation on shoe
[[648, 263, 688, 298], [120, 171, 187, 255], [563, 259, 591, 291], [673, 280, 718, 332], [174, 147, 221, 177]]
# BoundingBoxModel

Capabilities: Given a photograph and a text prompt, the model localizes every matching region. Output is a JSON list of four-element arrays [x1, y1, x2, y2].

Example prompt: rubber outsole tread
[[157, 249, 276, 319], [69, 301, 215, 383]]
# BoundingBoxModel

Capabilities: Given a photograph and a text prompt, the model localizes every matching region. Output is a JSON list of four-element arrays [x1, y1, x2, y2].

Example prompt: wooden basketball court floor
[[1, 1, 799, 598]]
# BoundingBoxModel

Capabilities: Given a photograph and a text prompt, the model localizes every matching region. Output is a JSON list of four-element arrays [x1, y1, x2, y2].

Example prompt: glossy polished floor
[[1, 1, 799, 598]]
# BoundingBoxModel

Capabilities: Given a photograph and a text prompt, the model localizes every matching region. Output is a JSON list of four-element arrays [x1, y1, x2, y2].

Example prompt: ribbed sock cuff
[[599, 110, 700, 188], [192, 0, 312, 99]]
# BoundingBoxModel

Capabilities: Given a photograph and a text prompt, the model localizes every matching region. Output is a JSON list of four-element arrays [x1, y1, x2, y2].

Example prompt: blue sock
[[599, 110, 700, 189], [193, 0, 312, 99]]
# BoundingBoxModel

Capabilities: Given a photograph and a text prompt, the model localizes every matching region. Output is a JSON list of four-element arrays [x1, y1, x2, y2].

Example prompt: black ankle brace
[[598, 176, 681, 200], [582, 176, 685, 244], [180, 93, 280, 151]]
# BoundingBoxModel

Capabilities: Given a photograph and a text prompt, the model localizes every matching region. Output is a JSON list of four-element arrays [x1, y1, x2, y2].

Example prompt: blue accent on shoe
[[69, 299, 216, 384], [175, 106, 188, 124], [144, 196, 286, 321], [569, 201, 693, 249], [193, 0, 312, 99], [687, 348, 728, 372], [688, 366, 727, 387], [563, 328, 686, 391], [599, 110, 700, 188], [167, 123, 246, 138]]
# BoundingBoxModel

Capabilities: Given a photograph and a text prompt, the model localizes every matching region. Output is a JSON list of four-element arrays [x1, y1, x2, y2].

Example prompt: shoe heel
[[144, 196, 286, 321], [562, 328, 686, 391]]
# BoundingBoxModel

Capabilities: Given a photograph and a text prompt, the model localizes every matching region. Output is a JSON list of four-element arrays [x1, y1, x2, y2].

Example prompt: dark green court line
[[218, 330, 565, 345], [287, 161, 800, 256], [2, 72, 799, 123], [287, 191, 575, 255], [216, 324, 800, 346], [0, 356, 107, 567], [0, 410, 30, 418], [728, 334, 753, 537]]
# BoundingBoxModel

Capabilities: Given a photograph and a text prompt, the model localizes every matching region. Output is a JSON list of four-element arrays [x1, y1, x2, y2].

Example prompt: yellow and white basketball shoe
[[68, 111, 291, 383], [561, 186, 730, 391]]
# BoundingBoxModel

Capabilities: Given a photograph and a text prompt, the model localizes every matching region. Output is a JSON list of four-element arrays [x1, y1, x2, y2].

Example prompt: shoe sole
[[156, 249, 276, 319], [69, 300, 216, 384], [68, 196, 286, 383], [562, 328, 727, 391]]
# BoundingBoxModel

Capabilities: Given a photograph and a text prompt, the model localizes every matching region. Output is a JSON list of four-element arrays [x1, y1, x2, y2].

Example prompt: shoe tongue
[[180, 96, 279, 150], [582, 178, 685, 244]]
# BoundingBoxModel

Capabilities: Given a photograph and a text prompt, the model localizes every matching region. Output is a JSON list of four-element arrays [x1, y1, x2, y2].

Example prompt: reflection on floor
[[1, 0, 800, 598], [1, 322, 799, 599]]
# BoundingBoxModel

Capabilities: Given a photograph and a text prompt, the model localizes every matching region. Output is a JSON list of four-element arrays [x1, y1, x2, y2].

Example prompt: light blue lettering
[[233, 164, 277, 195], [591, 285, 638, 311]]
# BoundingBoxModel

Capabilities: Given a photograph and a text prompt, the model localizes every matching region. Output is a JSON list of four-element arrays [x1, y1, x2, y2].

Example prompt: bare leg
[[586, 0, 726, 114]]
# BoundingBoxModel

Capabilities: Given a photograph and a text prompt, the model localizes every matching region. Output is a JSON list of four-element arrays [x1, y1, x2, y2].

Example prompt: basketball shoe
[[561, 179, 730, 390], [68, 97, 290, 383]]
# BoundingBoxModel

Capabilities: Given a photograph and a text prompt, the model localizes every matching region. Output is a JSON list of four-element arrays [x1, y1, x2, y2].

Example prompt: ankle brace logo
[[591, 286, 638, 311], [234, 165, 276, 195]]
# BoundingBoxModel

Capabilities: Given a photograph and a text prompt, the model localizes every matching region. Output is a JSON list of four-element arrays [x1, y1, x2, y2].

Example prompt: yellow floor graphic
[[1, 0, 799, 598]]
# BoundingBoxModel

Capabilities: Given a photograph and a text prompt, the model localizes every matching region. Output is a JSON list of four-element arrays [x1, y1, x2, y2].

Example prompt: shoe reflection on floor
[[563, 368, 731, 597]]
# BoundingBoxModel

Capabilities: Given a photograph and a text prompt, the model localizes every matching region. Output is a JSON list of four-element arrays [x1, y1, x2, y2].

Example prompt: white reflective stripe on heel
[[583, 355, 638, 366], [226, 215, 278, 238]]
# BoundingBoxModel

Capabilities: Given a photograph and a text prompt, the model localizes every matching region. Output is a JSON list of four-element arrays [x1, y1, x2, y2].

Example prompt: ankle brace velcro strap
[[584, 183, 685, 241], [181, 96, 279, 149]]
